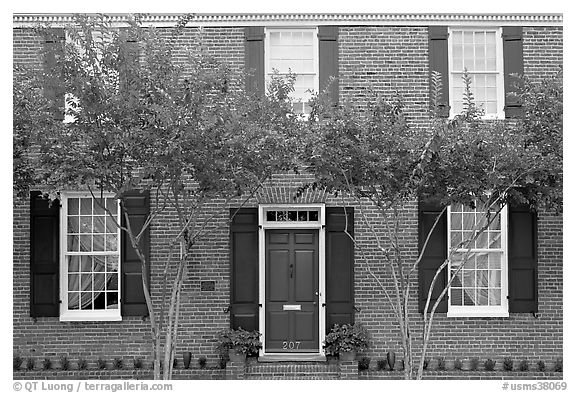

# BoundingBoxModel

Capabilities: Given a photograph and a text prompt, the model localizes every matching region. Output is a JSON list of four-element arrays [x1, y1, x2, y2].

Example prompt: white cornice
[[13, 13, 563, 28]]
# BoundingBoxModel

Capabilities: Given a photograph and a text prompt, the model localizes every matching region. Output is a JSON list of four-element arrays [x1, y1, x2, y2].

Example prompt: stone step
[[245, 362, 341, 380]]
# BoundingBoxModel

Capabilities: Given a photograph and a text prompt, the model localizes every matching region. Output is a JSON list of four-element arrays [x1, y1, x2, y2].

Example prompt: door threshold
[[258, 354, 326, 362]]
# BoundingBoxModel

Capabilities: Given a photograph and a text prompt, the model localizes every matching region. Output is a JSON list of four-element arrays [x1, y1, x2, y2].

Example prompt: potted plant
[[216, 328, 262, 363], [323, 323, 368, 362]]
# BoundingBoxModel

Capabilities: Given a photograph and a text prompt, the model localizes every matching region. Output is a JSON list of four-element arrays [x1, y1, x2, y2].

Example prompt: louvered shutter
[[121, 190, 151, 316], [43, 28, 65, 121], [318, 26, 339, 105], [230, 208, 259, 330], [418, 201, 448, 313], [508, 204, 538, 313], [325, 207, 355, 330], [30, 191, 60, 317], [503, 26, 524, 118], [244, 27, 265, 96], [428, 26, 449, 117]]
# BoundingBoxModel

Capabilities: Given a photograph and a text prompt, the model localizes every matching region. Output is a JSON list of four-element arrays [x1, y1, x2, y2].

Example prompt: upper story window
[[448, 28, 505, 119], [60, 192, 122, 321], [265, 28, 319, 115], [447, 203, 508, 317]]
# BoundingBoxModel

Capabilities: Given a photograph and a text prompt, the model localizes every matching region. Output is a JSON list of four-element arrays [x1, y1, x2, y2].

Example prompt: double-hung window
[[447, 203, 508, 317], [448, 27, 505, 119], [60, 192, 121, 321], [265, 28, 319, 115]]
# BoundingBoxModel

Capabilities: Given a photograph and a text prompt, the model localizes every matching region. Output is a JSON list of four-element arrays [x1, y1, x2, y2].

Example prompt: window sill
[[447, 310, 509, 318], [60, 311, 122, 322]]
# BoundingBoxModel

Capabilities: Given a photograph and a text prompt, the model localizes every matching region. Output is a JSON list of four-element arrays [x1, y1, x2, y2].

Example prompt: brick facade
[[13, 16, 563, 379]]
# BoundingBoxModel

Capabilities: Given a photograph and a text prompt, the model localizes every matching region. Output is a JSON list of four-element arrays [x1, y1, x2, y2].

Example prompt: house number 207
[[282, 341, 301, 350]]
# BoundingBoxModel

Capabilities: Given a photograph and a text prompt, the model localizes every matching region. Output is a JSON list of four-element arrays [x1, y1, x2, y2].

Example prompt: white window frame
[[446, 204, 509, 318], [447, 27, 505, 120], [264, 27, 319, 116], [59, 191, 122, 321]]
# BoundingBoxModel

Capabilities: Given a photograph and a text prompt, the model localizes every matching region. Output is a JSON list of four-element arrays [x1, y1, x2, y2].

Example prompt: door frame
[[258, 204, 326, 357]]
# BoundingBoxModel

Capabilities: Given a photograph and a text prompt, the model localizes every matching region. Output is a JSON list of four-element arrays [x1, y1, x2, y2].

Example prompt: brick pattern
[[523, 27, 563, 81], [12, 22, 563, 378]]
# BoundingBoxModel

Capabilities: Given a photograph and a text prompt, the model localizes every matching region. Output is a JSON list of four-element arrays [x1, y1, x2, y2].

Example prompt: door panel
[[265, 230, 319, 353]]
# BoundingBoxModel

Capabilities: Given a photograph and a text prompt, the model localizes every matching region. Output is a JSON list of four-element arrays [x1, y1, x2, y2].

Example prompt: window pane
[[93, 200, 105, 215], [287, 211, 297, 221], [80, 217, 92, 233], [80, 198, 92, 215], [476, 232, 488, 248], [463, 270, 475, 287], [107, 274, 118, 290], [309, 211, 318, 221], [297, 211, 307, 221], [488, 253, 502, 269], [93, 235, 105, 251], [68, 198, 79, 215], [451, 288, 463, 305], [94, 216, 105, 233], [68, 216, 79, 233], [451, 213, 462, 230], [106, 198, 117, 215], [107, 292, 119, 309], [266, 211, 276, 221], [477, 288, 489, 305], [106, 217, 116, 233], [67, 235, 79, 252], [489, 270, 501, 288], [80, 235, 91, 252], [463, 289, 475, 305], [68, 274, 79, 291], [68, 293, 80, 310], [490, 289, 501, 305]]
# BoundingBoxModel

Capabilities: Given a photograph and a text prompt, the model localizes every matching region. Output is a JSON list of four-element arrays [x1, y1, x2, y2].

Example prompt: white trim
[[446, 204, 509, 318], [13, 13, 563, 28], [447, 27, 506, 120], [59, 191, 122, 322], [258, 204, 326, 357]]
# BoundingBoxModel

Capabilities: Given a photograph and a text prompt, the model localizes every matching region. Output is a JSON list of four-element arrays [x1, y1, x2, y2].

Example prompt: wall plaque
[[200, 281, 216, 292]]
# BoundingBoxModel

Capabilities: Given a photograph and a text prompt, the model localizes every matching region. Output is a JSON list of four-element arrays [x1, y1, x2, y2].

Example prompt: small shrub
[[173, 358, 178, 369], [26, 358, 35, 371], [42, 357, 52, 370], [399, 359, 405, 371], [78, 359, 88, 370], [519, 359, 529, 371], [218, 358, 227, 369], [376, 359, 387, 371], [469, 357, 479, 371], [503, 357, 514, 371], [437, 357, 446, 371], [554, 358, 562, 372], [537, 360, 546, 372], [97, 358, 106, 370], [198, 356, 207, 369], [113, 357, 123, 370], [484, 359, 496, 371], [453, 358, 463, 371], [60, 356, 70, 371], [358, 357, 370, 371], [422, 358, 429, 370], [133, 358, 143, 369], [13, 355, 23, 371]]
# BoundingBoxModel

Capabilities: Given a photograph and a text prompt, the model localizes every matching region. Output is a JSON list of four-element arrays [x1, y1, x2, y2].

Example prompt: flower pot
[[182, 352, 192, 369], [387, 351, 396, 371], [228, 348, 246, 363], [339, 350, 357, 362]]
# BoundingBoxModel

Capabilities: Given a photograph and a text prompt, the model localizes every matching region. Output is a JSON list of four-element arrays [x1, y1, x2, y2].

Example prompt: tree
[[305, 71, 562, 379], [15, 14, 302, 379]]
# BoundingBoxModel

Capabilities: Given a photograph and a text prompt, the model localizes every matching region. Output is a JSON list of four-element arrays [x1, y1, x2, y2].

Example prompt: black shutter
[[121, 190, 150, 316], [508, 204, 538, 313], [230, 208, 259, 330], [30, 191, 60, 317], [429, 26, 449, 117], [119, 28, 140, 101], [325, 207, 354, 330], [318, 26, 339, 105], [503, 26, 524, 118], [244, 27, 265, 96], [43, 28, 65, 121], [418, 202, 448, 313]]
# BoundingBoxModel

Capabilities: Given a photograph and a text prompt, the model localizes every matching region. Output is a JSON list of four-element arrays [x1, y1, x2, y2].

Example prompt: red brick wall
[[12, 23, 563, 372]]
